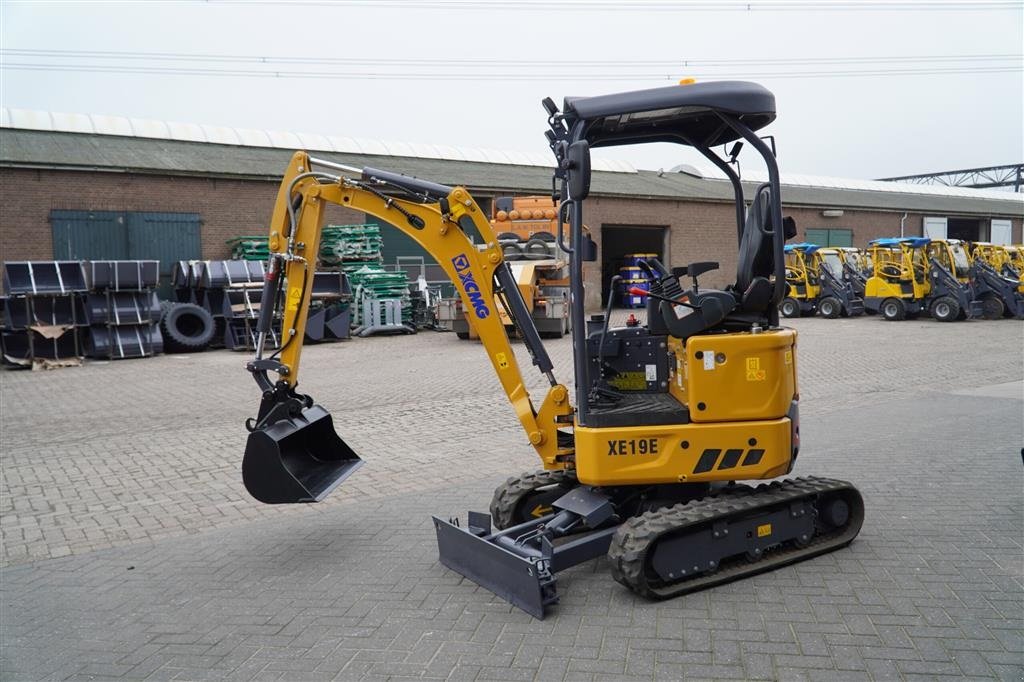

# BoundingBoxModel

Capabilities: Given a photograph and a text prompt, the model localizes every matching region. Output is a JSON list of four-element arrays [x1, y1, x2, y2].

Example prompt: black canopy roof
[[562, 81, 776, 149]]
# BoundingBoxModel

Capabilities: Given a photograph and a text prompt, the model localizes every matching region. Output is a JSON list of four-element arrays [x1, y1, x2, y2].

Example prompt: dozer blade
[[433, 514, 556, 619], [243, 404, 363, 504]]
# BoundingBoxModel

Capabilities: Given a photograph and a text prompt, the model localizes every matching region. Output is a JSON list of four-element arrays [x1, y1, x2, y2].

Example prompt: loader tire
[[980, 293, 1004, 320], [160, 302, 215, 352], [489, 469, 577, 530], [930, 296, 960, 323], [780, 298, 801, 318], [524, 238, 554, 259], [881, 298, 906, 321], [818, 297, 841, 319]]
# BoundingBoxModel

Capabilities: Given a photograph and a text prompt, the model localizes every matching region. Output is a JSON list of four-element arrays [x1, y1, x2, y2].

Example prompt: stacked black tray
[[1, 261, 88, 367], [84, 261, 163, 359]]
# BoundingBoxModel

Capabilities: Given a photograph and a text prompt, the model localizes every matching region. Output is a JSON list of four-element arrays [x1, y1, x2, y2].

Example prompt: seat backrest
[[736, 184, 776, 293]]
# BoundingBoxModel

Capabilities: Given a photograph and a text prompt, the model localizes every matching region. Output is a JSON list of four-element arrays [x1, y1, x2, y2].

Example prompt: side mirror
[[567, 140, 591, 201]]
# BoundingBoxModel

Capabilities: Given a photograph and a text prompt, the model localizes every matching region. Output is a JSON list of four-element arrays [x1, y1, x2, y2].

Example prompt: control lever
[[628, 287, 698, 310]]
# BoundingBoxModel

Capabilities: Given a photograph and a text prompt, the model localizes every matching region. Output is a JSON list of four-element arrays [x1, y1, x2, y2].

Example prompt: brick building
[[1, 111, 1021, 309]]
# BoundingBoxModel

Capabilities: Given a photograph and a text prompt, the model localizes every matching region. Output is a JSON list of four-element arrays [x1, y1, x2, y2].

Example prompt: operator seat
[[733, 183, 779, 314], [654, 183, 789, 341]]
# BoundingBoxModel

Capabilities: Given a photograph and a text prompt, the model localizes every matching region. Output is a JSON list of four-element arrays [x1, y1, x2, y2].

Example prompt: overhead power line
[[201, 0, 1024, 11], [2, 48, 1020, 69], [2, 62, 1020, 81]]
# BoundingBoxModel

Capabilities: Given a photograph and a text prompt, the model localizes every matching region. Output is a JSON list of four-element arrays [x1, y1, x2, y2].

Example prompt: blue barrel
[[622, 253, 658, 268], [619, 265, 645, 280], [616, 278, 649, 308]]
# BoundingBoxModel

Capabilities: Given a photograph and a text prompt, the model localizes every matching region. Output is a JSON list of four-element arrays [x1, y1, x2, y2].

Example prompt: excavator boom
[[242, 152, 573, 504]]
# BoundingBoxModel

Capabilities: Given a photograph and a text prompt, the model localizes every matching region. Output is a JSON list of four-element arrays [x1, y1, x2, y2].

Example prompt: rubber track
[[607, 476, 863, 599], [489, 469, 575, 530]]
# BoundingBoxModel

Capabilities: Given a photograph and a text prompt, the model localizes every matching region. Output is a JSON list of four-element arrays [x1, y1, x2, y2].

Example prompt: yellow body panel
[[684, 329, 796, 423], [864, 276, 911, 300], [574, 417, 794, 486]]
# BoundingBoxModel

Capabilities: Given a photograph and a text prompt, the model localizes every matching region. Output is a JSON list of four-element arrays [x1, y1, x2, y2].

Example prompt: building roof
[[1, 109, 1021, 218]]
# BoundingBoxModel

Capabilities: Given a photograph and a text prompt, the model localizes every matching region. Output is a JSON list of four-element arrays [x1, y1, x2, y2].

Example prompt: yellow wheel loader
[[779, 243, 864, 318], [241, 80, 864, 619], [967, 242, 1024, 319], [864, 237, 982, 322]]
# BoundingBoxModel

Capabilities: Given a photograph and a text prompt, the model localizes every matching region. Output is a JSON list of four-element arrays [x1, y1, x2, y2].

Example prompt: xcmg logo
[[451, 253, 490, 319]]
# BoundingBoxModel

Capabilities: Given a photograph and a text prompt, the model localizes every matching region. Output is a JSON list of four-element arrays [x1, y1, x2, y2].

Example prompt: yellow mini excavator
[[242, 80, 864, 619]]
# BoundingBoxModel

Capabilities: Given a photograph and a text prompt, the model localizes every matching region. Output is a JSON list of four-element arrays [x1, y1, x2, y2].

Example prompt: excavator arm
[[243, 152, 573, 503]]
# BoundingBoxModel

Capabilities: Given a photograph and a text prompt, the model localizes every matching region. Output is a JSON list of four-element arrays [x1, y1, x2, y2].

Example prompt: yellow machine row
[[240, 80, 864, 618], [780, 243, 864, 318]]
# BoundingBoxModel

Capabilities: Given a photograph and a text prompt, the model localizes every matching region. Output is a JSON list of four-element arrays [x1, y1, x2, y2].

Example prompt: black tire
[[523, 237, 554, 259], [818, 297, 841, 319], [490, 469, 577, 530], [929, 295, 960, 323], [881, 297, 906, 321], [496, 232, 521, 242], [531, 231, 556, 242], [980, 293, 1004, 320], [160, 302, 215, 352], [780, 297, 801, 318], [455, 331, 470, 340], [501, 242, 523, 260]]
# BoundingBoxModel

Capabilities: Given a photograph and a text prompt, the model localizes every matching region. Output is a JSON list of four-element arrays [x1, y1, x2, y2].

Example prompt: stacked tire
[[160, 302, 216, 352]]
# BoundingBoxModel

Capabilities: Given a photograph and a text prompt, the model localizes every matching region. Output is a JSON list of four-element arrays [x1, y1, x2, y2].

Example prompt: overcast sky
[[2, 1, 1021, 181]]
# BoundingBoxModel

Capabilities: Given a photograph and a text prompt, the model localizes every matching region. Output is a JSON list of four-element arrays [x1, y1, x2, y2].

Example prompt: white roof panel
[[326, 135, 361, 154], [201, 124, 241, 146], [90, 115, 133, 137], [129, 117, 170, 139], [408, 142, 442, 159], [266, 129, 303, 149], [352, 138, 388, 156], [166, 121, 206, 142], [50, 112, 93, 134], [380, 140, 415, 158], [235, 127, 272, 148], [5, 109, 52, 131], [295, 132, 332, 152]]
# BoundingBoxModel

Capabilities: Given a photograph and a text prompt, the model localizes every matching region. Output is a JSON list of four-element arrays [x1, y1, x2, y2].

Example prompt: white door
[[923, 216, 948, 239], [990, 219, 1012, 245]]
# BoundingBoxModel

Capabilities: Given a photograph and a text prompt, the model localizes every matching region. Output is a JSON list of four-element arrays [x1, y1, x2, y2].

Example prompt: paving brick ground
[[1, 313, 1022, 680]]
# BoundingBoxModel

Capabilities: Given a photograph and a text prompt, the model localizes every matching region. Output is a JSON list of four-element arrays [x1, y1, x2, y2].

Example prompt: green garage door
[[51, 210, 202, 295], [805, 228, 853, 247]]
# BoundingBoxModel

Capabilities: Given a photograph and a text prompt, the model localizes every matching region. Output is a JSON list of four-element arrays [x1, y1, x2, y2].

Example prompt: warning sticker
[[757, 523, 772, 538], [495, 352, 510, 369], [746, 357, 767, 381], [703, 352, 715, 371], [645, 364, 657, 381], [784, 350, 793, 365], [286, 286, 302, 311]]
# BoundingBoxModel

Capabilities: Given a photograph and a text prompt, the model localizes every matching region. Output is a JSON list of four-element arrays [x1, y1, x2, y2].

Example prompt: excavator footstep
[[243, 404, 363, 504]]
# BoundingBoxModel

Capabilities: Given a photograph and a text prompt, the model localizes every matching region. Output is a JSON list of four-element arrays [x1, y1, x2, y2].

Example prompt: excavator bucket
[[242, 404, 363, 504]]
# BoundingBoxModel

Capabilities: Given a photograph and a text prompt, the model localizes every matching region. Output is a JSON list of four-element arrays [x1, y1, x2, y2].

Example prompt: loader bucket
[[243, 404, 363, 504]]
